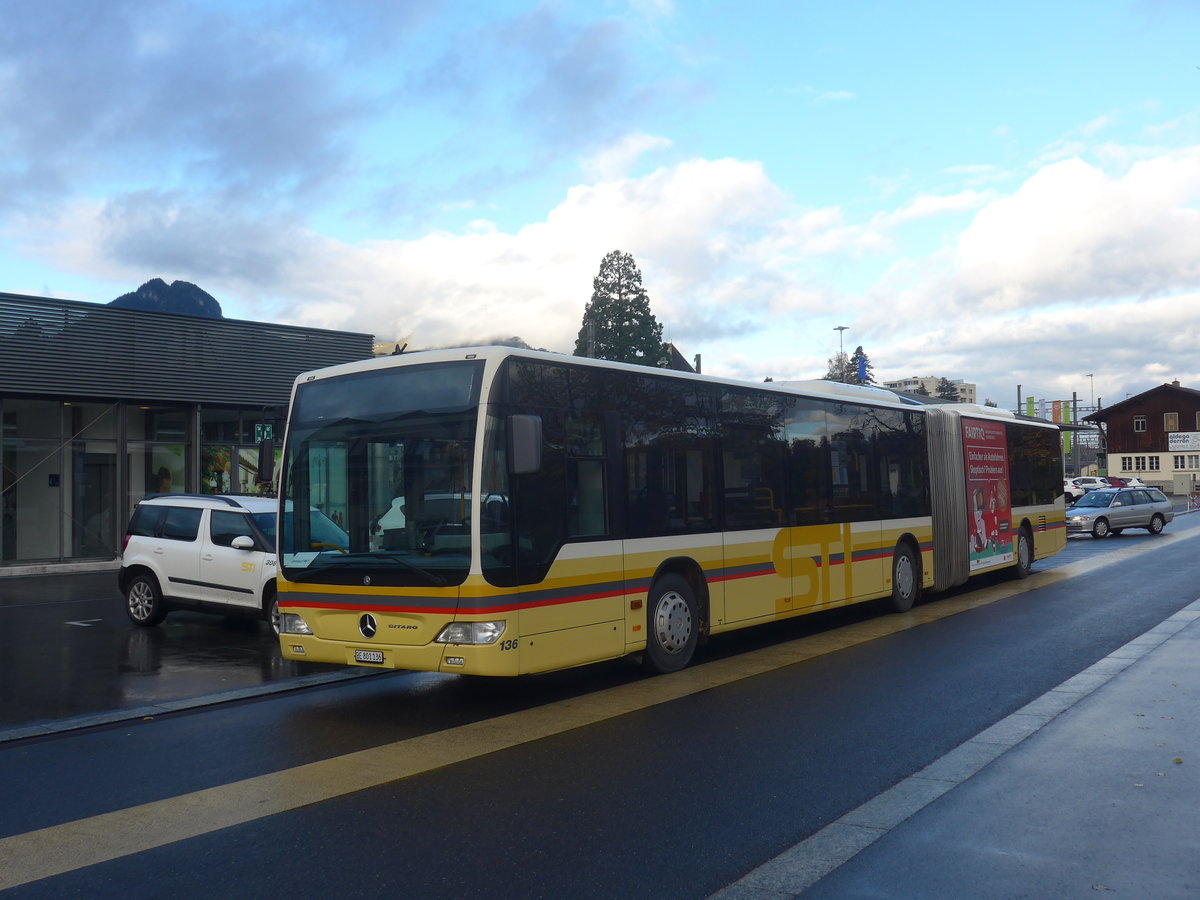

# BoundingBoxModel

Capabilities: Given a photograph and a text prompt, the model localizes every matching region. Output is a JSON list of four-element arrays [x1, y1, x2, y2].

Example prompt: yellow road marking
[[0, 534, 1181, 889]]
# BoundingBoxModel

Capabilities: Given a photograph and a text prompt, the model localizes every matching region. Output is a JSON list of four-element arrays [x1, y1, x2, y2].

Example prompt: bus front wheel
[[882, 544, 921, 613], [642, 574, 699, 674]]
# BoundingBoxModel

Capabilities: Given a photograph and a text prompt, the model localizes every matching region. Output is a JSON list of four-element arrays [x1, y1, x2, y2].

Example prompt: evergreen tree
[[936, 377, 960, 401], [573, 251, 667, 367], [848, 346, 875, 385]]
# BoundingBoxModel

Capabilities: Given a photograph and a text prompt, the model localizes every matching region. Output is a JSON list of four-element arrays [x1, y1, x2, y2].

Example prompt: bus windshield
[[279, 360, 484, 587]]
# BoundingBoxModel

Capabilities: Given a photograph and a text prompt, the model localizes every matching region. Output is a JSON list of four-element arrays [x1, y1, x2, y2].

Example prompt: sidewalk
[[717, 599, 1200, 898]]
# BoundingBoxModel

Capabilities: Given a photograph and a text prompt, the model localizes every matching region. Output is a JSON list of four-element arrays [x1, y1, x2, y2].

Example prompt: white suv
[[118, 494, 285, 634]]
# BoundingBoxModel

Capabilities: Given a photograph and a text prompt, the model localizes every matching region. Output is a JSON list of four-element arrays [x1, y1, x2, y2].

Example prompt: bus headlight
[[435, 621, 506, 645], [280, 613, 313, 635]]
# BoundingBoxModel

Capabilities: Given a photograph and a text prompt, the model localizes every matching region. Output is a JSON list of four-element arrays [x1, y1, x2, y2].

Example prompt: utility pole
[[834, 326, 848, 382]]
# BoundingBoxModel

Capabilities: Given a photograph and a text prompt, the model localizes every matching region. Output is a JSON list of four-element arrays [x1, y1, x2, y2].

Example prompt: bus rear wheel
[[1013, 527, 1033, 579], [642, 574, 699, 674], [882, 544, 921, 613]]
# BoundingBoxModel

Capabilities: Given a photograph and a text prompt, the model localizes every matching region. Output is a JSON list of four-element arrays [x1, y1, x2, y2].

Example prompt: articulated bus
[[275, 347, 1065, 676]]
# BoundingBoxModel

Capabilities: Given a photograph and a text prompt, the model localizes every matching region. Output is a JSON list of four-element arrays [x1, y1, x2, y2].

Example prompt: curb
[[0, 668, 395, 744]]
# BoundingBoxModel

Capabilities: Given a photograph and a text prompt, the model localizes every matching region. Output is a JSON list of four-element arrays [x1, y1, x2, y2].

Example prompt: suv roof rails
[[140, 493, 255, 508]]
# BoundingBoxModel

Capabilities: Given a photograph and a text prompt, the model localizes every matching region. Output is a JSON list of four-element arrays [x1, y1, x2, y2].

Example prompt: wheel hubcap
[[129, 583, 152, 619], [652, 591, 692, 654], [895, 555, 914, 600]]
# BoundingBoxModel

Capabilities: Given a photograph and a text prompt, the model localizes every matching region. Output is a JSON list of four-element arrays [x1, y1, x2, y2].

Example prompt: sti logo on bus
[[359, 614, 377, 639]]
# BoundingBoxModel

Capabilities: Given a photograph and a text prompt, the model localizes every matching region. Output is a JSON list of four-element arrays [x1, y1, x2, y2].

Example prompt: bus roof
[[291, 346, 1056, 428], [293, 346, 925, 410]]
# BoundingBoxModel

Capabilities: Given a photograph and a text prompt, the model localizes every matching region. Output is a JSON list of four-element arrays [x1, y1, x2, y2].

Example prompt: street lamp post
[[834, 325, 849, 382]]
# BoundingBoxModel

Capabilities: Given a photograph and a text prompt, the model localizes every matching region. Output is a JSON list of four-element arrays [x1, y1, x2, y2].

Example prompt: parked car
[[1065, 487, 1174, 539], [118, 494, 347, 634], [1071, 476, 1110, 492], [1063, 478, 1086, 501]]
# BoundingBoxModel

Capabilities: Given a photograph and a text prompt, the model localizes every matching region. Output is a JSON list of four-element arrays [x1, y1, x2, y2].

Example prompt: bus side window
[[566, 408, 608, 538]]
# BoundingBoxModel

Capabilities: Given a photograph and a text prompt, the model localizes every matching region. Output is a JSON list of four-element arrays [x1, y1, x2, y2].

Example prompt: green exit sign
[[255, 423, 274, 442]]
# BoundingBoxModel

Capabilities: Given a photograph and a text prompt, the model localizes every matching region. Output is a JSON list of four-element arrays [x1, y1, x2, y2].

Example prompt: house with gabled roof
[[1083, 380, 1200, 493]]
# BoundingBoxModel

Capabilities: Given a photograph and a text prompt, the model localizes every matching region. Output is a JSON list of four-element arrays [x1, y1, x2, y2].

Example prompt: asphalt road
[[1, 511, 1197, 897]]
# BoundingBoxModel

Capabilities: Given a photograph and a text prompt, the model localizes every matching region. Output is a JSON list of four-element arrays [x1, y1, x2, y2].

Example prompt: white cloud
[[264, 157, 790, 349], [953, 153, 1200, 307], [13, 141, 1200, 412], [884, 190, 993, 226], [581, 133, 673, 180]]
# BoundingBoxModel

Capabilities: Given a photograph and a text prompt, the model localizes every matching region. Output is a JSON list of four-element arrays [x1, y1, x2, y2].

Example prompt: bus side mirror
[[257, 437, 276, 486], [509, 415, 543, 474]]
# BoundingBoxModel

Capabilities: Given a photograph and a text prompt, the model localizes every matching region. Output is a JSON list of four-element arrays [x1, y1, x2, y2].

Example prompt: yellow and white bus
[[275, 347, 1065, 676]]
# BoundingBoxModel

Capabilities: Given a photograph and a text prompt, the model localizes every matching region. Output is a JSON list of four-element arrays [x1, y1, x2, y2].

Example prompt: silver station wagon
[[1066, 487, 1174, 539]]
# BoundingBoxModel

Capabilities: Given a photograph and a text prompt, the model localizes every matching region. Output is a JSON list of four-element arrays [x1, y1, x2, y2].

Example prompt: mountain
[[109, 279, 223, 318]]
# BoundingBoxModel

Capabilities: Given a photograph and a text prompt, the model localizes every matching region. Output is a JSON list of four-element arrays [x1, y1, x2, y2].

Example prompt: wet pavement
[[3, 500, 1193, 744], [0, 570, 370, 739]]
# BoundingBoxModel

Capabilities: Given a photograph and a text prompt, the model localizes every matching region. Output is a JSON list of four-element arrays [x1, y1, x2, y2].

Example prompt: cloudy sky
[[4, 0, 1199, 409]]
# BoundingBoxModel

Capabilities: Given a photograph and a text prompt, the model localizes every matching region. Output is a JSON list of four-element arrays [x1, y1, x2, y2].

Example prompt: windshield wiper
[[291, 552, 448, 587]]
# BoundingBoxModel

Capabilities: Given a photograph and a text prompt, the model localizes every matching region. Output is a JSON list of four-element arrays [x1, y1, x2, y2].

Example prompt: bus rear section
[[923, 406, 1066, 593]]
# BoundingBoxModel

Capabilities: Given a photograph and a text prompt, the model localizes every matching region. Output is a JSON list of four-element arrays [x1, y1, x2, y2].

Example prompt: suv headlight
[[435, 621, 506, 645], [280, 613, 313, 635]]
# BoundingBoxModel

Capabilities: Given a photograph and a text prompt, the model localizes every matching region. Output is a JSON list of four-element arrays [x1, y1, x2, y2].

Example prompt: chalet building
[[1, 292, 374, 571], [1083, 380, 1200, 494]]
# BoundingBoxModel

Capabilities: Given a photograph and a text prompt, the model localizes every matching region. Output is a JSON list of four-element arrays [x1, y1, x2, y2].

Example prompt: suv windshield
[[279, 360, 483, 587]]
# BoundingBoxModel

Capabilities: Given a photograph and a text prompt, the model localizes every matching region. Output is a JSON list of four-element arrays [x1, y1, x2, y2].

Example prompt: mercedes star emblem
[[359, 614, 377, 639]]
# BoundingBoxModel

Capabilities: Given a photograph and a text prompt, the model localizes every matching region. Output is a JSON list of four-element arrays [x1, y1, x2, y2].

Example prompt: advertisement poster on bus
[[962, 418, 1012, 571]]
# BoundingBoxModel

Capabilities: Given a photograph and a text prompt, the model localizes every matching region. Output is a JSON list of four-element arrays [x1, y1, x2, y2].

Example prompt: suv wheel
[[263, 588, 280, 637], [126, 573, 167, 626]]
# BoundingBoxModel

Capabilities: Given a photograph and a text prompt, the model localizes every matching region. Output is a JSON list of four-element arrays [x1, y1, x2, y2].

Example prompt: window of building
[[1149, 457, 1161, 471], [1133, 416, 1147, 433], [1121, 456, 1133, 471], [1175, 455, 1185, 469], [1134, 456, 1147, 471], [2, 398, 64, 561], [1164, 412, 1179, 432], [1190, 455, 1200, 469], [201, 408, 247, 443], [128, 405, 187, 441], [201, 445, 234, 493]]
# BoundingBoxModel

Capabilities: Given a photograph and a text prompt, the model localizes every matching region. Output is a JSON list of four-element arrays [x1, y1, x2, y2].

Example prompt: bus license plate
[[354, 649, 384, 664]]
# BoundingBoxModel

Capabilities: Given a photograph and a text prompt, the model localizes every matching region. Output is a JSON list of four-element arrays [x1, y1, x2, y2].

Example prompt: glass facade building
[[1, 292, 373, 568]]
